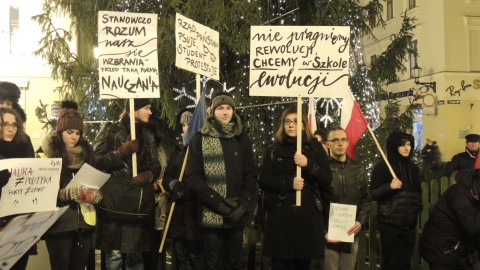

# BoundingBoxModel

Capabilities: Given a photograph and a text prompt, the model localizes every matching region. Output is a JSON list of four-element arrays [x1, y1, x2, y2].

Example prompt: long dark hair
[[274, 107, 312, 143], [49, 131, 94, 167], [0, 108, 28, 143]]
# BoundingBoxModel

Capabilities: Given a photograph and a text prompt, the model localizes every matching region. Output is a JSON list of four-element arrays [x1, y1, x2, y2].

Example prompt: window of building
[[465, 17, 480, 71], [371, 54, 377, 65], [410, 40, 418, 78], [409, 0, 416, 9], [0, 4, 20, 53], [386, 0, 393, 20]]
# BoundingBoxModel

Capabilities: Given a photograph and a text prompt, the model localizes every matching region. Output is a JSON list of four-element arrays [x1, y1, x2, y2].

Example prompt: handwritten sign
[[66, 163, 110, 189], [328, 203, 357, 243], [175, 13, 220, 80], [249, 26, 350, 98], [0, 207, 68, 269], [0, 158, 62, 218], [98, 11, 160, 99]]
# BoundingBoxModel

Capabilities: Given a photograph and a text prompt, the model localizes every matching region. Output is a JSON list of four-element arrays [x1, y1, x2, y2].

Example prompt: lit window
[[0, 4, 19, 53], [386, 0, 393, 20], [410, 40, 418, 78]]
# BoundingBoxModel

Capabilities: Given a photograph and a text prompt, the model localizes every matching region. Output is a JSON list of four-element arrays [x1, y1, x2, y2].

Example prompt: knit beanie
[[125, 98, 152, 112], [180, 111, 193, 125], [0, 82, 21, 103], [210, 92, 235, 111], [56, 101, 83, 133]]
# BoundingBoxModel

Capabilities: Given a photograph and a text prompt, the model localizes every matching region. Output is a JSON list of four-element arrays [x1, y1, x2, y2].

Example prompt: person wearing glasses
[[41, 101, 103, 270], [320, 126, 371, 270], [0, 107, 35, 270], [370, 131, 423, 270], [258, 107, 332, 270]]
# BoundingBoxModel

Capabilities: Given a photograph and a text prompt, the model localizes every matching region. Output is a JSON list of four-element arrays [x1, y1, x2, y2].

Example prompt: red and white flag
[[308, 98, 317, 134], [341, 93, 369, 159]]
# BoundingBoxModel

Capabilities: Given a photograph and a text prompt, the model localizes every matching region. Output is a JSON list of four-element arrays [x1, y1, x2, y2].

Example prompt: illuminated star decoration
[[173, 76, 236, 107], [173, 85, 196, 108], [319, 98, 341, 126]]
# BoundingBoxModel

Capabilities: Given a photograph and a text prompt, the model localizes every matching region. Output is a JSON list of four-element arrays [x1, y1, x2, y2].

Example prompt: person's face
[[327, 130, 349, 159], [1, 113, 18, 142], [214, 104, 233, 124], [398, 141, 412, 157], [134, 105, 152, 123], [467, 141, 480, 152], [182, 122, 189, 134], [283, 113, 300, 137], [0, 100, 13, 109], [62, 129, 81, 148]]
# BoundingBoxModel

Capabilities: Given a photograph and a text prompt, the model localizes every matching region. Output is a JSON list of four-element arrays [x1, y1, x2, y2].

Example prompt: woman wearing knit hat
[[93, 98, 161, 270], [162, 108, 205, 269], [41, 101, 102, 270], [185, 92, 256, 269], [0, 107, 36, 270]]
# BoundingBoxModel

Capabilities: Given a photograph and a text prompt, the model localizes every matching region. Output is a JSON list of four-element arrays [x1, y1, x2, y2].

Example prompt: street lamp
[[412, 64, 436, 93]]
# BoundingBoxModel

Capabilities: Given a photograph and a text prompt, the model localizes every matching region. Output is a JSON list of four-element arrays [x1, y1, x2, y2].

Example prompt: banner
[[175, 13, 220, 80], [98, 11, 160, 99], [249, 26, 350, 98], [0, 158, 62, 218]]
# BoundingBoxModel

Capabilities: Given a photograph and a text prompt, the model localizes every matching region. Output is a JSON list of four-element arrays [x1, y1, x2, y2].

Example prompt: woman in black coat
[[420, 168, 480, 270], [258, 107, 333, 270]]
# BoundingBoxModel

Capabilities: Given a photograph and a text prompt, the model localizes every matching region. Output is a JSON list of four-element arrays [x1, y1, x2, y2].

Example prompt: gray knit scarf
[[201, 120, 236, 228]]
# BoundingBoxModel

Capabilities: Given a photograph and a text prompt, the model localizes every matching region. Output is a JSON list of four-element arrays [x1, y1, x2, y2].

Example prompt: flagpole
[[296, 97, 302, 206], [129, 98, 137, 177], [366, 124, 398, 179]]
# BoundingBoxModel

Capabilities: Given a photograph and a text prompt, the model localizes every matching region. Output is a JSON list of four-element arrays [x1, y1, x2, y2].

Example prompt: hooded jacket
[[370, 131, 423, 229], [419, 169, 480, 269]]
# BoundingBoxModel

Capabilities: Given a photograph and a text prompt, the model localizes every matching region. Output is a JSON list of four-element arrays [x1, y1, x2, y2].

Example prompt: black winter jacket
[[445, 149, 478, 176], [370, 131, 422, 230], [420, 169, 480, 269]]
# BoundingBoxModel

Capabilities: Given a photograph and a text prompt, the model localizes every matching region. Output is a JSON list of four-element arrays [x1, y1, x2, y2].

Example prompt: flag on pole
[[308, 98, 318, 134], [184, 91, 207, 145], [341, 93, 369, 159]]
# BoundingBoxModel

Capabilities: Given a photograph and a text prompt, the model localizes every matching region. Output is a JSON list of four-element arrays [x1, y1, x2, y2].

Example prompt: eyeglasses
[[1, 123, 18, 130], [328, 138, 349, 144], [61, 111, 83, 119], [284, 119, 298, 126]]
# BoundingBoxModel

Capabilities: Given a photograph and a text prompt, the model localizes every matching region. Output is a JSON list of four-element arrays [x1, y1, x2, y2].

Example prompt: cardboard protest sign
[[175, 13, 220, 80], [328, 203, 357, 243], [0, 207, 68, 269], [0, 158, 62, 218], [249, 26, 350, 98], [98, 11, 160, 99]]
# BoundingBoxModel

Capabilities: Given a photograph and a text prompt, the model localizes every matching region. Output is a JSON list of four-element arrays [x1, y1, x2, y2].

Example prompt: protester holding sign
[[41, 101, 102, 270], [370, 131, 423, 270], [93, 98, 161, 270], [0, 107, 36, 270], [185, 92, 256, 269], [258, 107, 332, 270]]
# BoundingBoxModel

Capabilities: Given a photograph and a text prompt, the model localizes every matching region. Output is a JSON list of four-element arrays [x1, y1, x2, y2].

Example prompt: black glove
[[0, 169, 11, 189], [169, 179, 185, 201], [226, 204, 246, 221], [118, 138, 139, 158], [225, 197, 239, 208], [216, 202, 232, 216]]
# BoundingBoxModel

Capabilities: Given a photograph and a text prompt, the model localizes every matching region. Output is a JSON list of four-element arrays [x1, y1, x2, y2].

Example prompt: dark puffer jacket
[[420, 169, 480, 269], [370, 131, 423, 230]]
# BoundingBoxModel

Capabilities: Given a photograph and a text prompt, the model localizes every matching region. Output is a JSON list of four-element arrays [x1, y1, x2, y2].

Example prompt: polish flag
[[475, 151, 480, 169], [308, 98, 318, 134], [341, 93, 369, 159]]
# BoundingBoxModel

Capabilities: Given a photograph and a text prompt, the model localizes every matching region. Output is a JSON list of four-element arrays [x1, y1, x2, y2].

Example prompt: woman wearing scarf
[[185, 92, 256, 270], [258, 107, 333, 270], [41, 101, 102, 270], [0, 107, 35, 270]]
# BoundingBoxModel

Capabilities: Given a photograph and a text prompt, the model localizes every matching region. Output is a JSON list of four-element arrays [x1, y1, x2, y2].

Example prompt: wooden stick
[[296, 98, 302, 206], [366, 125, 397, 179], [129, 98, 137, 177]]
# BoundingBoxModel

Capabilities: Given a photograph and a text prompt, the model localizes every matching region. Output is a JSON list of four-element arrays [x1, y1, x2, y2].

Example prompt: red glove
[[118, 138, 139, 158], [132, 170, 153, 186]]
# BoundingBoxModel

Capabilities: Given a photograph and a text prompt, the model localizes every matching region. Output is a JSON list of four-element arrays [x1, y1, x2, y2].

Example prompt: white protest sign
[[0, 207, 68, 269], [249, 26, 350, 98], [175, 13, 220, 80], [98, 11, 160, 99], [0, 158, 62, 218], [328, 203, 357, 243], [66, 163, 110, 190]]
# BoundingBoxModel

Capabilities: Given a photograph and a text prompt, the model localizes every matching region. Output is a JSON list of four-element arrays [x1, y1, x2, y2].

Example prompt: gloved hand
[[0, 169, 11, 189], [168, 179, 185, 201], [58, 187, 84, 202], [226, 204, 246, 221], [216, 202, 233, 216], [132, 170, 153, 186], [224, 197, 239, 208], [84, 189, 103, 204], [118, 137, 139, 158]]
